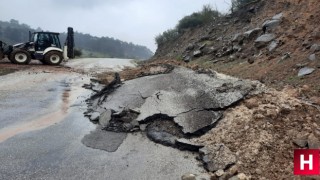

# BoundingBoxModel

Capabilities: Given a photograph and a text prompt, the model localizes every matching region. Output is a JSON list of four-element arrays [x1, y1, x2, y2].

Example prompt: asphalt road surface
[[0, 58, 204, 180]]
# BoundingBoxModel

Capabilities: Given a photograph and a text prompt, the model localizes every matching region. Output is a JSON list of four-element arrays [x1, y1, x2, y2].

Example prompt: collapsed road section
[[82, 65, 261, 174]]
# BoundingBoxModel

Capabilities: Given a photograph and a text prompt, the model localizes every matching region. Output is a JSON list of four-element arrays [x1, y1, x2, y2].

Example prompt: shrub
[[155, 5, 221, 47], [231, 0, 257, 11], [155, 29, 180, 46], [176, 5, 220, 32]]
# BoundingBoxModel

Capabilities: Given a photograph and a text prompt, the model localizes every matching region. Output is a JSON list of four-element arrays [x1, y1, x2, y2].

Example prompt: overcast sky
[[0, 0, 231, 52]]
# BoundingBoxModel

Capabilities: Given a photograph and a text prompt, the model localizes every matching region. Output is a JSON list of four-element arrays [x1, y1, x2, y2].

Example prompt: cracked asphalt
[[0, 58, 204, 180]]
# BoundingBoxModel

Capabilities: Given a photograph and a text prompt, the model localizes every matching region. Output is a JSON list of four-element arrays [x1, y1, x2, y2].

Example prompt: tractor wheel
[[39, 59, 48, 65], [44, 51, 63, 65], [0, 51, 4, 60], [10, 49, 31, 64]]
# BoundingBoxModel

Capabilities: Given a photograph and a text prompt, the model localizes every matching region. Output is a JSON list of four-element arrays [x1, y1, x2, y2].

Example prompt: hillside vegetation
[[0, 19, 153, 60]]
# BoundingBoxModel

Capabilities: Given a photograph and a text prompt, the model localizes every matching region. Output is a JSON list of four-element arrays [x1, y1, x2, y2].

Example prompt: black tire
[[39, 59, 48, 65], [44, 51, 63, 65], [10, 49, 31, 64], [0, 51, 4, 60]]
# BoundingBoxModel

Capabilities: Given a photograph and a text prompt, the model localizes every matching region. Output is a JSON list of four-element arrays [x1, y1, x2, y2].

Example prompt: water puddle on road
[[0, 85, 84, 143]]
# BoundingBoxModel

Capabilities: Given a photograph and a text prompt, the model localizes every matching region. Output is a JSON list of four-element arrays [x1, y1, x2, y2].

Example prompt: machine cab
[[31, 32, 61, 52]]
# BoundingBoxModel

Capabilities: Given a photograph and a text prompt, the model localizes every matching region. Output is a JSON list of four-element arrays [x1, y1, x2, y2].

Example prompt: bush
[[155, 5, 220, 47], [231, 0, 257, 11], [155, 29, 180, 46], [176, 5, 220, 32]]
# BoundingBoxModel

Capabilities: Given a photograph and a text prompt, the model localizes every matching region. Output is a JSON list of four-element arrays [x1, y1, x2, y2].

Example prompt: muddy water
[[0, 58, 134, 143], [0, 86, 79, 143]]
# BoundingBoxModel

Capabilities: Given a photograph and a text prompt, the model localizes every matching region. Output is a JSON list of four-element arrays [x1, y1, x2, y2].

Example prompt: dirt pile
[[194, 87, 320, 179]]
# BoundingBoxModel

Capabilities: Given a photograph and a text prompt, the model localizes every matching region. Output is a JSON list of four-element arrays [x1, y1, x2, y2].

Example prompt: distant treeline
[[0, 19, 153, 60]]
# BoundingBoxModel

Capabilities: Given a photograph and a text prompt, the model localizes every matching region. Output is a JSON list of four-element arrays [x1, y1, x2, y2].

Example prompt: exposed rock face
[[199, 144, 236, 172]]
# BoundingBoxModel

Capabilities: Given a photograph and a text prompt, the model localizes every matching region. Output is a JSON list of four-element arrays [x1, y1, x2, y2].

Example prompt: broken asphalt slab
[[89, 67, 256, 134], [84, 66, 258, 172]]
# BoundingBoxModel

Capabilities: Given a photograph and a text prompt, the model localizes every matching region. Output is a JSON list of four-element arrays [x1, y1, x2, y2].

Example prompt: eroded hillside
[[153, 0, 320, 100]]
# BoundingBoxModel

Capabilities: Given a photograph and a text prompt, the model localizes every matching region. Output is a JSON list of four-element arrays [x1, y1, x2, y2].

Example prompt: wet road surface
[[0, 58, 204, 180]]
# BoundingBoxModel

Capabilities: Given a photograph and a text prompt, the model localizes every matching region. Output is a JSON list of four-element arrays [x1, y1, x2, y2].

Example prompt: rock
[[268, 40, 279, 52], [195, 174, 211, 180], [184, 56, 191, 62], [228, 176, 239, 180], [232, 33, 244, 43], [247, 58, 254, 64], [146, 129, 177, 147], [193, 50, 202, 57], [255, 168, 262, 175], [308, 134, 320, 149], [255, 34, 276, 48], [233, 45, 242, 52], [215, 169, 225, 177], [237, 173, 250, 180], [229, 55, 236, 61], [202, 46, 218, 55], [310, 96, 320, 105], [244, 28, 262, 39], [272, 13, 283, 20], [293, 138, 308, 148], [199, 43, 207, 50], [309, 54, 317, 61], [181, 174, 196, 180], [229, 165, 238, 176], [244, 98, 259, 109], [99, 109, 112, 128], [176, 138, 204, 151], [298, 67, 315, 77], [295, 63, 308, 69], [186, 43, 195, 51], [199, 144, 236, 172], [281, 53, 291, 61], [310, 44, 320, 52], [262, 19, 281, 30], [89, 112, 100, 121], [139, 124, 148, 131]]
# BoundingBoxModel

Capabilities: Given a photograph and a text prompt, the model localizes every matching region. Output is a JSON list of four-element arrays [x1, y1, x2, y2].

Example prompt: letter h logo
[[294, 149, 320, 175]]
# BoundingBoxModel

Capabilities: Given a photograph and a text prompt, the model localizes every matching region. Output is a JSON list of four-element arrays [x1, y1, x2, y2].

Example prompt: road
[[0, 58, 204, 180]]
